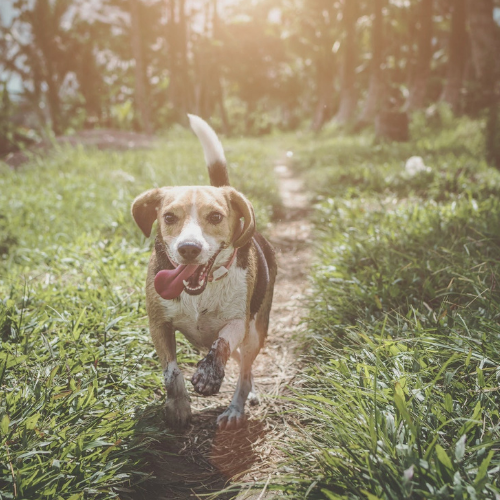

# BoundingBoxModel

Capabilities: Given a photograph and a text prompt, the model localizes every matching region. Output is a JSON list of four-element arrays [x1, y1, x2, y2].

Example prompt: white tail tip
[[188, 114, 226, 167]]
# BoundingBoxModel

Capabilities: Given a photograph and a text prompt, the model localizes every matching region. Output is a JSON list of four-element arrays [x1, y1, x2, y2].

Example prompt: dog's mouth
[[154, 247, 223, 300], [181, 250, 220, 295]]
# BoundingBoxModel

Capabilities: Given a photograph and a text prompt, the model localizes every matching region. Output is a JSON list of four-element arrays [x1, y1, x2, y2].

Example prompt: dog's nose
[[178, 242, 202, 260]]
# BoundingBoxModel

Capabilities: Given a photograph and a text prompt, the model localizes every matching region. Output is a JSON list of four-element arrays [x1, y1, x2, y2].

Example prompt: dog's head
[[131, 185, 255, 296]]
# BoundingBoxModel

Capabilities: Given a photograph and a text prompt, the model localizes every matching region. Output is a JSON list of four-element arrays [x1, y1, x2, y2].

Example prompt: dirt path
[[144, 162, 313, 500]]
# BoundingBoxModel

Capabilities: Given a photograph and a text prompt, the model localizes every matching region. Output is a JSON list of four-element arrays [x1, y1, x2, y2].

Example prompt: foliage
[[1, 0, 499, 141], [0, 131, 280, 499], [273, 116, 500, 498]]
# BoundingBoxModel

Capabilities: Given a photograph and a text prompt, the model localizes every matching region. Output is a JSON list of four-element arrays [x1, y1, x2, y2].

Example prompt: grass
[[0, 129, 281, 499], [272, 109, 500, 499], [3, 110, 500, 500]]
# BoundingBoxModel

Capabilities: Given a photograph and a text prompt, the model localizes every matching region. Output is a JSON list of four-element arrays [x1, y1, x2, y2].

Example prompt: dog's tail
[[188, 114, 230, 187]]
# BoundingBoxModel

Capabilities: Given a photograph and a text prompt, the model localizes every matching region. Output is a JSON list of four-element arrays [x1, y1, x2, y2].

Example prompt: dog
[[131, 115, 277, 430]]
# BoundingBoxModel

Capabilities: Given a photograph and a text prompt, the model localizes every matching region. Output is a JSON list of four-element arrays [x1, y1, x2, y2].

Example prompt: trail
[[141, 160, 313, 499]]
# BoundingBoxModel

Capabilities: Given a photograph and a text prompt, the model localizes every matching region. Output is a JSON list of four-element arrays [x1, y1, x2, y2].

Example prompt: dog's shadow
[[130, 402, 266, 499]]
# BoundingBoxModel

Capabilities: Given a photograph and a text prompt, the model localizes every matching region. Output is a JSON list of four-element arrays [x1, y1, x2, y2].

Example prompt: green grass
[[292, 110, 498, 203], [0, 130, 281, 499], [273, 112, 500, 499], [4, 112, 500, 500]]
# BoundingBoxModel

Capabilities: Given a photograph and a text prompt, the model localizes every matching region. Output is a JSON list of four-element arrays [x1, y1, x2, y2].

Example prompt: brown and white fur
[[131, 115, 276, 430]]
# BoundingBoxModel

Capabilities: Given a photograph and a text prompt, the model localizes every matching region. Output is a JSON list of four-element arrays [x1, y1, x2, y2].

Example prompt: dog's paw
[[247, 390, 260, 406], [217, 405, 247, 430], [191, 339, 229, 396], [191, 355, 225, 396], [164, 397, 192, 430]]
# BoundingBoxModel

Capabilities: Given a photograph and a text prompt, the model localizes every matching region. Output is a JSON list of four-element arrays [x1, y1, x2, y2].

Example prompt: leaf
[[435, 444, 454, 471], [475, 449, 494, 485], [25, 414, 40, 430], [445, 393, 453, 413], [17, 450, 51, 459], [403, 465, 414, 482], [0, 414, 10, 435], [48, 365, 59, 384], [321, 490, 346, 500], [476, 367, 485, 388], [455, 434, 466, 462], [465, 348, 472, 367], [72, 306, 87, 340], [360, 490, 382, 500], [83, 440, 114, 450], [53, 390, 72, 400], [105, 316, 124, 332], [394, 383, 416, 434], [453, 471, 463, 500]]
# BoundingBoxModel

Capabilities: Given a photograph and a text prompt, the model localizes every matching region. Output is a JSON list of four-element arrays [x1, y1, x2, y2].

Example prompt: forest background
[[1, 0, 500, 162]]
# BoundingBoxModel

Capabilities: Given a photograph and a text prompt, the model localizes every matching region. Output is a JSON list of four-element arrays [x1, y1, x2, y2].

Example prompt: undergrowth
[[0, 130, 280, 499], [275, 111, 500, 499]]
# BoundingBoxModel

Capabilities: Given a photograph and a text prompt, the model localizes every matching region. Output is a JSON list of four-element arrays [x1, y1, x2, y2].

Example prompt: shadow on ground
[[130, 403, 267, 500]]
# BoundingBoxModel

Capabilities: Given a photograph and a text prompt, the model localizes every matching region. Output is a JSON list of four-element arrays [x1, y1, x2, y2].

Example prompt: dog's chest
[[160, 267, 248, 349]]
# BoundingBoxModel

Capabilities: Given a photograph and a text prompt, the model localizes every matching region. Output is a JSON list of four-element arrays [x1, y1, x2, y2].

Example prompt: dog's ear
[[227, 188, 256, 248], [131, 188, 166, 237]]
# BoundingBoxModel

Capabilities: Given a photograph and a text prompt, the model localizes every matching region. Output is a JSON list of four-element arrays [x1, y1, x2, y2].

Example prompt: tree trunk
[[46, 66, 62, 135], [406, 0, 434, 111], [440, 0, 467, 113], [311, 61, 335, 131], [212, 0, 229, 132], [178, 0, 191, 117], [358, 0, 385, 125], [335, 0, 358, 124], [466, 0, 499, 166], [375, 111, 409, 141], [130, 0, 152, 133], [166, 0, 191, 124], [466, 0, 497, 82]]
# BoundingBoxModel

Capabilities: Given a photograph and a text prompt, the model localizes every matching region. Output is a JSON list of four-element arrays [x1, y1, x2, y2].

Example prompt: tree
[[335, 0, 359, 124], [130, 0, 152, 133], [7, 0, 75, 134], [358, 0, 385, 125], [466, 0, 500, 166], [308, 0, 338, 131], [440, 0, 467, 113], [166, 0, 192, 124], [406, 0, 434, 111]]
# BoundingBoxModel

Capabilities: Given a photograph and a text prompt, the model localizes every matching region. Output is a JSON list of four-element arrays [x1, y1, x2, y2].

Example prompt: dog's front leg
[[151, 321, 192, 429], [191, 319, 245, 396]]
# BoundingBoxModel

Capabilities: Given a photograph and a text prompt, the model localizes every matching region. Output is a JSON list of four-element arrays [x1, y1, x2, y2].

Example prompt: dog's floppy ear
[[227, 188, 256, 248], [131, 188, 166, 237]]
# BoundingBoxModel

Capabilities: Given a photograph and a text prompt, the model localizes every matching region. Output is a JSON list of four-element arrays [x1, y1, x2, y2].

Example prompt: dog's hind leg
[[231, 348, 260, 406], [217, 320, 261, 430]]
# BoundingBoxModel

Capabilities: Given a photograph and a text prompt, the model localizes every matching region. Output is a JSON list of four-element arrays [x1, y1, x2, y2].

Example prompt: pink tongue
[[154, 265, 199, 300]]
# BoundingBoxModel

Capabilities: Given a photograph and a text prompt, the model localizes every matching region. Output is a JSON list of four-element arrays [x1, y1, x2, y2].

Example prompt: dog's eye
[[164, 212, 178, 225], [207, 212, 223, 225]]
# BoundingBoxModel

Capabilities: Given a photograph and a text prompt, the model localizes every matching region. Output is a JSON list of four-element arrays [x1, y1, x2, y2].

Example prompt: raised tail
[[188, 114, 230, 187]]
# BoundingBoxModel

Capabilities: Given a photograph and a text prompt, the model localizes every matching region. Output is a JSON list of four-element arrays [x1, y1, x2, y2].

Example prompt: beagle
[[131, 115, 277, 430]]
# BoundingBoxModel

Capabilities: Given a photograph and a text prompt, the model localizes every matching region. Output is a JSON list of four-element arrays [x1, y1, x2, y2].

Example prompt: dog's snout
[[178, 242, 202, 260]]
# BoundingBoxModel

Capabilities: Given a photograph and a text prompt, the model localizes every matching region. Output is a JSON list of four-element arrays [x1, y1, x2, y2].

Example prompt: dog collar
[[209, 248, 238, 282]]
